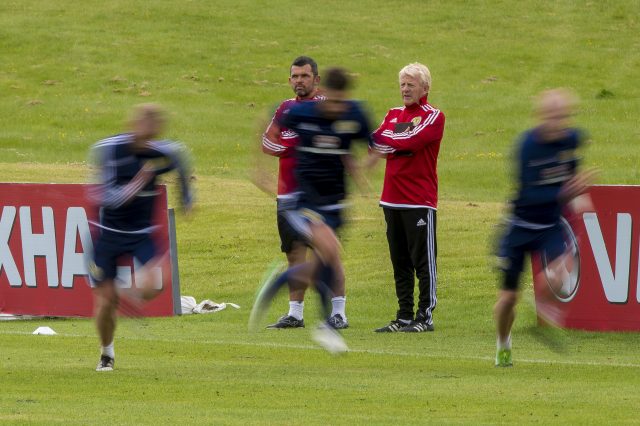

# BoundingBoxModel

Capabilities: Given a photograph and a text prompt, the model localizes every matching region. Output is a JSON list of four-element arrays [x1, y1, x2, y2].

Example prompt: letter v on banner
[[531, 185, 640, 331], [583, 212, 631, 303]]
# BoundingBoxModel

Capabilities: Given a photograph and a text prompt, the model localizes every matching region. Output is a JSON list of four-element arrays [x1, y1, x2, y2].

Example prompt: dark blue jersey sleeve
[[143, 140, 195, 209], [354, 102, 374, 147], [89, 140, 146, 209]]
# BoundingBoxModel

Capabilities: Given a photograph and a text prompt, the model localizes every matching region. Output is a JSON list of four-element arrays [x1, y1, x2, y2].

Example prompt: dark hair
[[322, 67, 351, 91], [291, 56, 318, 76]]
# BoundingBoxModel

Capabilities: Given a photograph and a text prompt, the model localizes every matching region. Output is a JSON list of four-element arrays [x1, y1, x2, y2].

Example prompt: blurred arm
[[144, 140, 195, 211], [89, 144, 154, 209], [342, 153, 370, 195]]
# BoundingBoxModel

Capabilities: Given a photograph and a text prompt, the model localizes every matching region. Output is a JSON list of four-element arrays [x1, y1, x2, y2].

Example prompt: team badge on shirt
[[333, 120, 361, 134], [411, 116, 422, 126]]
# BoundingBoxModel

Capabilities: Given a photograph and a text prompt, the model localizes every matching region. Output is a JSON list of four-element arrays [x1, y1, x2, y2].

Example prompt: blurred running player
[[260, 56, 334, 330], [88, 104, 193, 371], [250, 67, 372, 352], [494, 89, 594, 367]]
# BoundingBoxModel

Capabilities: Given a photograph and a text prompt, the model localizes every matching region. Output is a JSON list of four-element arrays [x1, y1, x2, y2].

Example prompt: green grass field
[[2, 1, 640, 424]]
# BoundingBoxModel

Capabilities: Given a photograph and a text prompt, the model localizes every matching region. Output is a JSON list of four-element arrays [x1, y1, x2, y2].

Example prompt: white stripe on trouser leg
[[424, 209, 437, 325]]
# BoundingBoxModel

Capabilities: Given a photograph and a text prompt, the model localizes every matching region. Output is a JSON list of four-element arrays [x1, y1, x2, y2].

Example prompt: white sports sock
[[331, 296, 346, 319], [288, 301, 304, 321], [102, 341, 115, 359], [497, 334, 512, 350]]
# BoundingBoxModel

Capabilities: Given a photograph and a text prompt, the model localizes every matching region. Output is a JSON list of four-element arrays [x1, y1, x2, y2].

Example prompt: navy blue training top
[[90, 133, 193, 234], [511, 127, 584, 225], [281, 100, 372, 207]]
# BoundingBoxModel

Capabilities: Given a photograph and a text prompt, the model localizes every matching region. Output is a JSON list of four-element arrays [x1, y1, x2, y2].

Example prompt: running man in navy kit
[[260, 56, 328, 329], [89, 104, 193, 371], [250, 67, 372, 352], [494, 89, 593, 367]]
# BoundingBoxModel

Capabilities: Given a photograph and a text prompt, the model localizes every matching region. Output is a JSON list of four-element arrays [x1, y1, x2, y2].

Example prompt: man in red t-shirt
[[371, 62, 445, 333], [260, 57, 348, 329]]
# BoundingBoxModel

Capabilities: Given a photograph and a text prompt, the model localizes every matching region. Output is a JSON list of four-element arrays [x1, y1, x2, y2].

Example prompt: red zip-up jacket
[[262, 94, 324, 198], [372, 96, 445, 209]]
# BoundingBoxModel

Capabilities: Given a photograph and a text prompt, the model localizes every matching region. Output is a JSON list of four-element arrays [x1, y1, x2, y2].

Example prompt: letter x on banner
[[532, 185, 640, 331], [0, 183, 181, 317]]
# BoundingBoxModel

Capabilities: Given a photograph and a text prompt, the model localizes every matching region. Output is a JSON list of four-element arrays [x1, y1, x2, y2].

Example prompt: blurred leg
[[286, 242, 308, 302], [94, 281, 118, 347], [495, 288, 518, 345]]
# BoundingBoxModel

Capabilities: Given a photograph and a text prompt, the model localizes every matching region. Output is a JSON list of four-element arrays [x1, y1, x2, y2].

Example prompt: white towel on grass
[[180, 296, 240, 315]]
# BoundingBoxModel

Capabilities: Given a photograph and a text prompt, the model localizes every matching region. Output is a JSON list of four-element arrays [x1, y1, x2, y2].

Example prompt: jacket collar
[[405, 95, 428, 110]]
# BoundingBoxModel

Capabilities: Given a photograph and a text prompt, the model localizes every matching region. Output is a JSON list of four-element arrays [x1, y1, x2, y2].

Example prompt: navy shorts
[[497, 221, 566, 290], [277, 199, 302, 253], [283, 203, 344, 244], [89, 230, 156, 284]]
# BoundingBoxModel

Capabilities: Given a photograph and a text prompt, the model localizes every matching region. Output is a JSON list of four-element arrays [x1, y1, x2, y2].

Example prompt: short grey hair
[[399, 63, 432, 93]]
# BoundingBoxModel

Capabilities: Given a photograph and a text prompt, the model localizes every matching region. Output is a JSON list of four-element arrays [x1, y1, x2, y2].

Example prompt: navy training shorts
[[497, 221, 566, 290], [89, 230, 156, 284], [283, 203, 344, 244]]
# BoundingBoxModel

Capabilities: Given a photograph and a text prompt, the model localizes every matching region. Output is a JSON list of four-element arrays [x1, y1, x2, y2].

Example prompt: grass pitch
[[2, 1, 640, 424]]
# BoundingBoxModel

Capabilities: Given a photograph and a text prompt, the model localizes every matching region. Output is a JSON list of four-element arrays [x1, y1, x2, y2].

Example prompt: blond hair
[[129, 103, 166, 126], [535, 88, 578, 116], [399, 63, 432, 93]]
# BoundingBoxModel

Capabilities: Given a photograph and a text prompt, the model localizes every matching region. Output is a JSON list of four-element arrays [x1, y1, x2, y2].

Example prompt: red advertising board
[[532, 185, 640, 331], [0, 183, 177, 317]]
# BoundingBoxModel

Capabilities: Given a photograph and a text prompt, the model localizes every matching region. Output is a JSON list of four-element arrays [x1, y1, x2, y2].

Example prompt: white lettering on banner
[[116, 265, 132, 288], [1, 204, 161, 290], [114, 259, 162, 290], [61, 207, 93, 288], [583, 212, 631, 303], [20, 207, 59, 288], [0, 206, 22, 286]]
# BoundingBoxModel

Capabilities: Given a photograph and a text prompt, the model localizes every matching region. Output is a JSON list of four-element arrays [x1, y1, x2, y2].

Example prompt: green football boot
[[495, 347, 513, 367]]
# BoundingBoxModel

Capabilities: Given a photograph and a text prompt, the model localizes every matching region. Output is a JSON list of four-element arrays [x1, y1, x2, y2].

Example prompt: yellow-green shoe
[[495, 348, 513, 367], [248, 261, 286, 332]]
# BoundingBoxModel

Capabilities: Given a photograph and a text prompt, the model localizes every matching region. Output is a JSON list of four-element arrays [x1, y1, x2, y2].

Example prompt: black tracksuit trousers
[[383, 207, 437, 325]]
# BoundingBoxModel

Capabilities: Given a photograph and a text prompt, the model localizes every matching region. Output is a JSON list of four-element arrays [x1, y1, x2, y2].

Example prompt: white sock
[[331, 296, 346, 319], [288, 301, 304, 321], [497, 334, 512, 350], [102, 341, 115, 359]]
